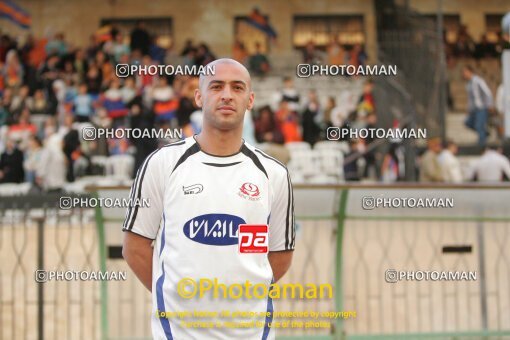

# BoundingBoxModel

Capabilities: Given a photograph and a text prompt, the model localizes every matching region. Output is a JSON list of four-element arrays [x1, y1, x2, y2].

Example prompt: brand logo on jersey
[[239, 224, 269, 253], [183, 184, 203, 195], [183, 214, 246, 246], [238, 182, 261, 201]]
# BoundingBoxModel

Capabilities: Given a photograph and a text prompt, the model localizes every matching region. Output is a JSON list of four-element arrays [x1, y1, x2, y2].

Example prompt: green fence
[[1, 185, 510, 339]]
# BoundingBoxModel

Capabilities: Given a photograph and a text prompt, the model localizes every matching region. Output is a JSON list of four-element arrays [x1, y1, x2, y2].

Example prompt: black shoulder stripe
[[172, 142, 200, 174], [123, 140, 186, 231], [241, 145, 268, 178], [253, 148, 294, 250]]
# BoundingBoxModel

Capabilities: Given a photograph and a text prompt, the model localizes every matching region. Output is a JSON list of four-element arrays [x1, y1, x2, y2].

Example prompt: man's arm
[[268, 250, 293, 283], [122, 231, 153, 292]]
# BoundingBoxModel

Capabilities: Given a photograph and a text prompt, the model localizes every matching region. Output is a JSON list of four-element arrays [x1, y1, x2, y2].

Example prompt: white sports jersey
[[122, 136, 295, 340]]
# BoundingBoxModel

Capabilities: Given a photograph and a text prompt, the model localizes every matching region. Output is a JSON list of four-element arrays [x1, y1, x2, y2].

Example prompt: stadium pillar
[[437, 0, 447, 143], [502, 13, 510, 138]]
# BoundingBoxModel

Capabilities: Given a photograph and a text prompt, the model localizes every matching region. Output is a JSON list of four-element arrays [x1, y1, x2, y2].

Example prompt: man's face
[[462, 68, 472, 81], [195, 62, 254, 132]]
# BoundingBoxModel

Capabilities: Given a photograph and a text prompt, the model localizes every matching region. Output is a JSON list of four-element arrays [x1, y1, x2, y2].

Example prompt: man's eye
[[234, 86, 243, 91]]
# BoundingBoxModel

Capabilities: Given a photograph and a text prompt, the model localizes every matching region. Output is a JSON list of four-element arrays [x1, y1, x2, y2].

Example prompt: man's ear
[[247, 91, 255, 110], [194, 89, 202, 108]]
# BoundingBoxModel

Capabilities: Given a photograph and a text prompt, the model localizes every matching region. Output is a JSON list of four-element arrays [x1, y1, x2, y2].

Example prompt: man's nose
[[221, 86, 233, 101]]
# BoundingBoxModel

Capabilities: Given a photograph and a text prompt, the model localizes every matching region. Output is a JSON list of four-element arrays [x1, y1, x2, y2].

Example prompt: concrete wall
[[1, 0, 509, 61], [1, 0, 377, 59]]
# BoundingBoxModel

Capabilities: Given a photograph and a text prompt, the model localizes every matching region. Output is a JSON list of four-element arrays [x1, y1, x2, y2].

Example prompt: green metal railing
[[1, 184, 510, 339]]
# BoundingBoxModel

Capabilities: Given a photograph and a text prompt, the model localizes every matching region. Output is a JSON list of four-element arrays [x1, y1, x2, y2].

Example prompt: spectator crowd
[[0, 22, 509, 191]]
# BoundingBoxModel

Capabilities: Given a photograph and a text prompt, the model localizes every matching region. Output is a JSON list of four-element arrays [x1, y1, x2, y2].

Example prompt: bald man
[[122, 59, 295, 340]]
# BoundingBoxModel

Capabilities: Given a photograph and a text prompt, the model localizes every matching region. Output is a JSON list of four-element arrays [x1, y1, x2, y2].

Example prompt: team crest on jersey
[[238, 183, 261, 201], [183, 184, 203, 195]]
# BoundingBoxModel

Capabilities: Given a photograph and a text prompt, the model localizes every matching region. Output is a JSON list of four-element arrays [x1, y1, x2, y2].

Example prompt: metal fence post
[[476, 217, 488, 334], [33, 215, 46, 340], [335, 189, 349, 340], [92, 191, 109, 340]]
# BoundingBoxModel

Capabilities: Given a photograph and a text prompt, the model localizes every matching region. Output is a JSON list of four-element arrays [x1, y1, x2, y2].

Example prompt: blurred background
[[0, 0, 510, 339]]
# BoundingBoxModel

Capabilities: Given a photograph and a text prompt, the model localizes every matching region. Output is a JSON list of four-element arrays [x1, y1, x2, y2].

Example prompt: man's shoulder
[[146, 137, 196, 166]]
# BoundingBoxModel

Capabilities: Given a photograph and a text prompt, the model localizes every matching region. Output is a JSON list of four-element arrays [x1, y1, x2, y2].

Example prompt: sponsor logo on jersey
[[238, 224, 269, 254], [183, 214, 246, 246], [238, 182, 261, 201], [183, 184, 203, 195]]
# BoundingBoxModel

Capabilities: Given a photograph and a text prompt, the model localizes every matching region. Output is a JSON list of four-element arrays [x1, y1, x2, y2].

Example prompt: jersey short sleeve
[[268, 166, 295, 251], [122, 149, 165, 239]]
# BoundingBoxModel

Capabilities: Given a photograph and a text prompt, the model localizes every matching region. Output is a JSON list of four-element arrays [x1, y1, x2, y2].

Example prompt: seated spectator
[[62, 114, 80, 182], [381, 143, 402, 183], [0, 138, 25, 183], [475, 34, 497, 59], [9, 109, 37, 149], [37, 131, 67, 192], [85, 63, 102, 96], [102, 78, 128, 121], [348, 44, 367, 68], [73, 48, 89, 83], [331, 91, 356, 129], [248, 42, 270, 76], [95, 50, 114, 88], [363, 113, 380, 179], [1, 88, 14, 123], [322, 96, 336, 130], [327, 40, 346, 66], [232, 40, 249, 64], [180, 39, 195, 56], [61, 60, 80, 85], [149, 34, 166, 65], [23, 135, 43, 184], [276, 101, 301, 143], [3, 50, 24, 89], [129, 103, 158, 172], [73, 84, 94, 122], [10, 85, 31, 117], [344, 139, 362, 181], [30, 89, 48, 115], [130, 21, 151, 56], [272, 77, 300, 112], [468, 145, 510, 182], [194, 43, 216, 67], [176, 77, 200, 136], [104, 31, 130, 63], [140, 55, 157, 88], [454, 25, 475, 58], [419, 137, 444, 182], [254, 105, 284, 144], [120, 77, 138, 105], [151, 77, 178, 123], [438, 140, 462, 183], [45, 32, 68, 56], [357, 79, 375, 116], [302, 41, 321, 64], [301, 90, 321, 146]]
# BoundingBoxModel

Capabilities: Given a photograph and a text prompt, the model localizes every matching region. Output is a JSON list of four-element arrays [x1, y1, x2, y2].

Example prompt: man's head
[[428, 137, 442, 153], [462, 65, 475, 81], [283, 76, 293, 89], [444, 139, 458, 154], [195, 58, 254, 132]]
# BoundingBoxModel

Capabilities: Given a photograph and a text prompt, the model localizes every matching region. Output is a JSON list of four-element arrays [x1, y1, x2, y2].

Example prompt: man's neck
[[195, 130, 244, 156]]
